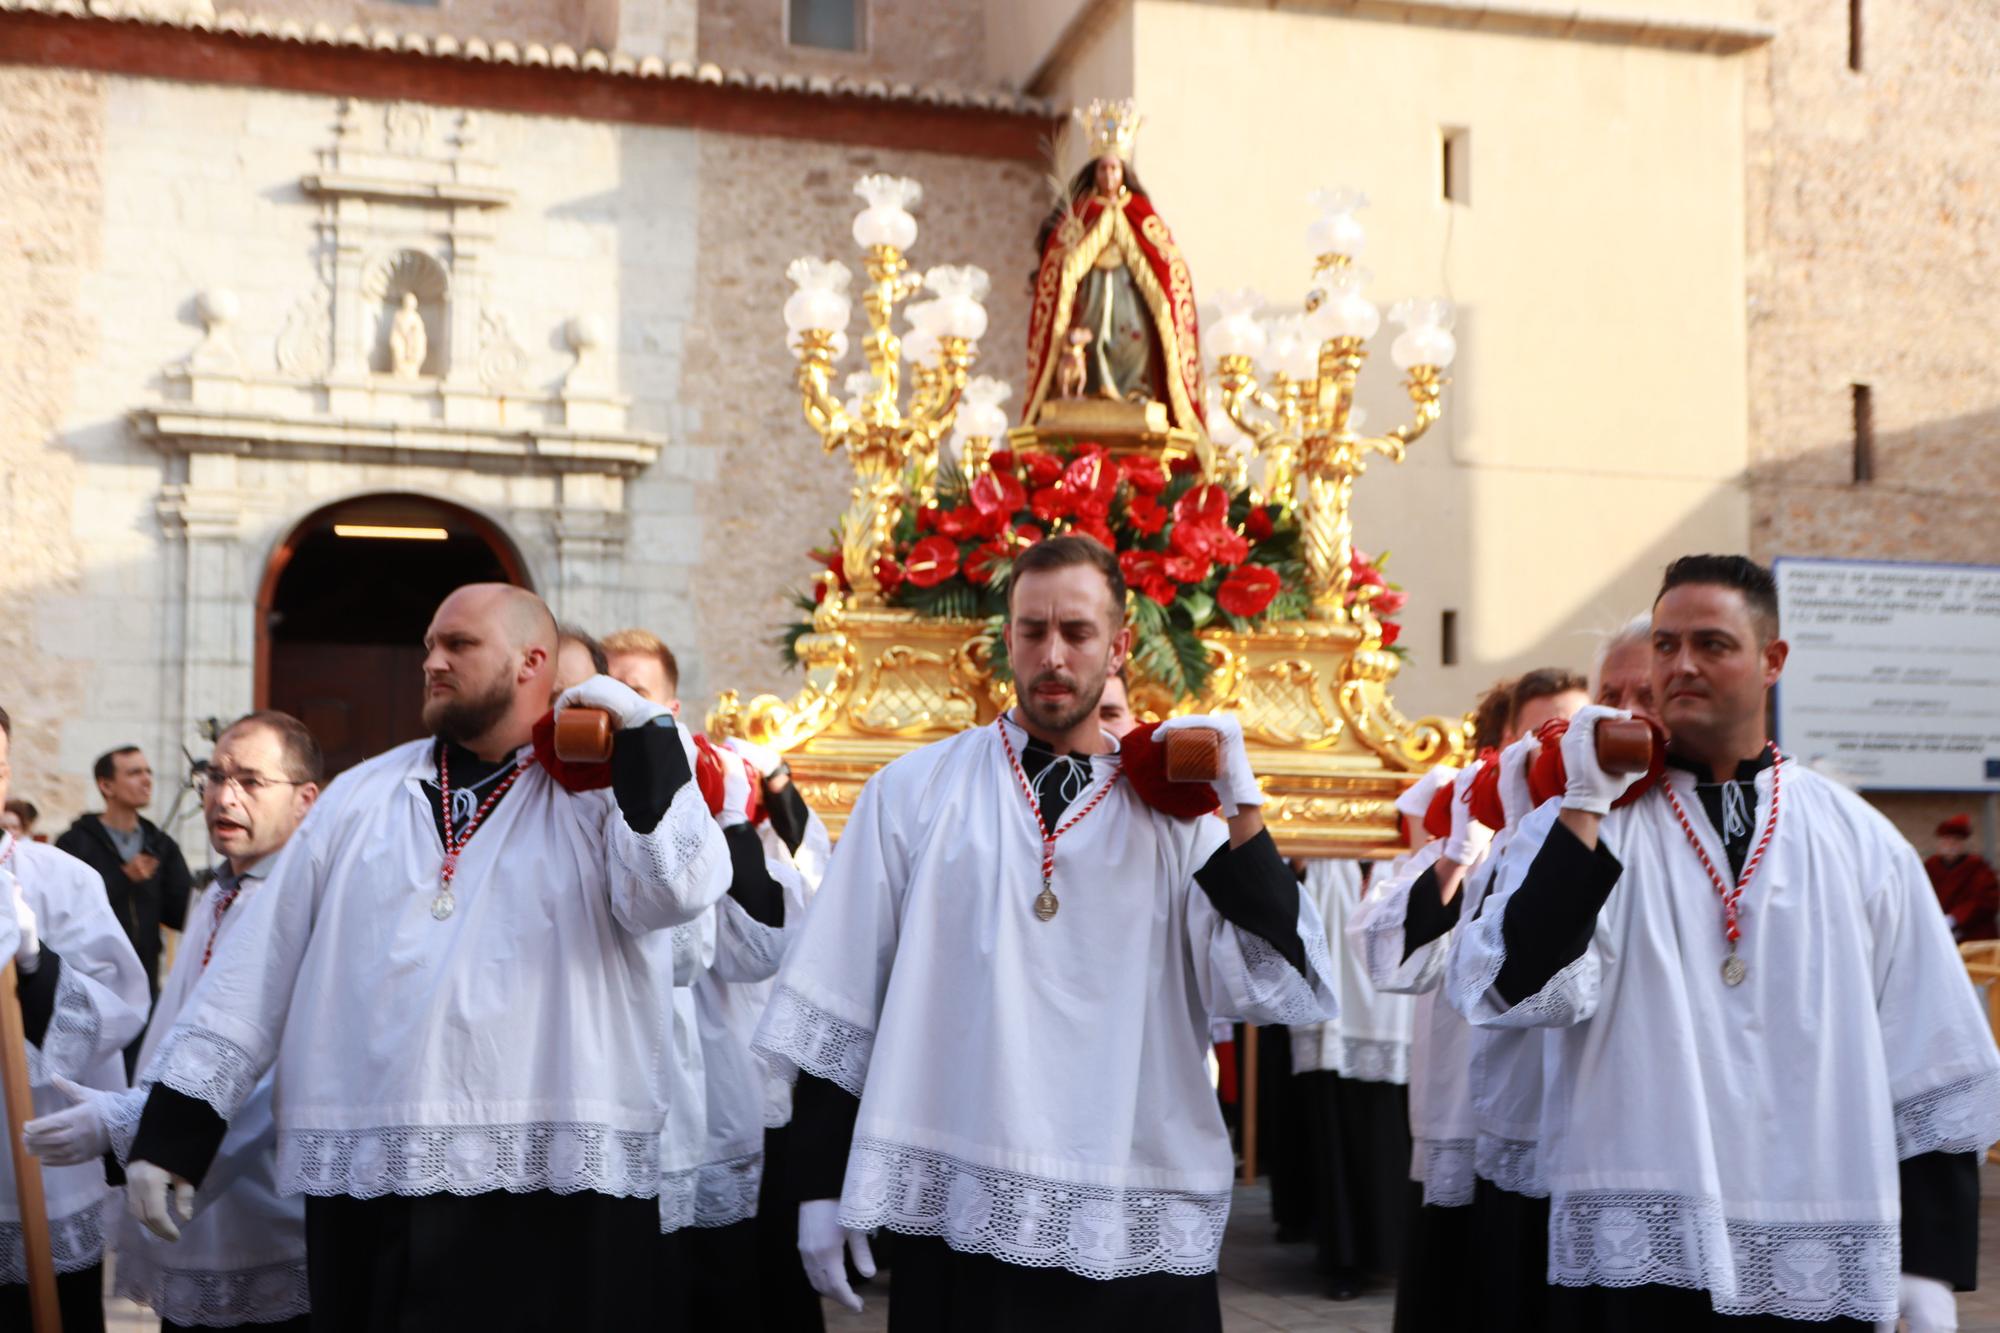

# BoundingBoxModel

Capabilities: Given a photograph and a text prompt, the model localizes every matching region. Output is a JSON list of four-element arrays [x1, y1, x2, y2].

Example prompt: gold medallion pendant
[[1721, 955, 1746, 987], [1034, 887, 1060, 922]]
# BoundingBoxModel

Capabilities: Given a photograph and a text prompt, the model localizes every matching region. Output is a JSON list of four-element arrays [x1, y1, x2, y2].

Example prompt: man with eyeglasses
[[57, 745, 193, 1072], [32, 709, 323, 1330]]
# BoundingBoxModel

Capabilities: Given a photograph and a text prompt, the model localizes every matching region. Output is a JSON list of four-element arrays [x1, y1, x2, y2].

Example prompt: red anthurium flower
[[936, 506, 975, 540], [966, 539, 1009, 586], [1023, 452, 1063, 487], [1165, 553, 1212, 585], [1168, 454, 1203, 476], [1062, 452, 1108, 505], [1210, 525, 1250, 566], [874, 556, 904, 596], [1120, 551, 1177, 606], [1030, 486, 1071, 523], [987, 449, 1015, 475], [916, 506, 939, 532], [1072, 515, 1116, 549], [812, 581, 829, 604], [1379, 621, 1402, 647], [1350, 564, 1386, 591], [1173, 483, 1229, 530], [1126, 494, 1168, 535], [1170, 521, 1218, 562], [1073, 440, 1107, 458], [1121, 457, 1168, 496], [904, 536, 960, 588], [1373, 588, 1408, 616], [1217, 565, 1282, 617], [1245, 508, 1274, 542], [972, 471, 1026, 519], [1010, 523, 1045, 549]]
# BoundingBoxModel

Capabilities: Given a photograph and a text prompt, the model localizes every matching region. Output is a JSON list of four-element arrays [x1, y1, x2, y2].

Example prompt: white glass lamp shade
[[1314, 287, 1381, 342], [843, 370, 883, 417], [1203, 383, 1250, 449], [1206, 288, 1268, 361], [783, 257, 853, 334], [949, 375, 1013, 450], [924, 265, 991, 341], [853, 174, 923, 250], [1389, 298, 1458, 369], [1306, 187, 1369, 259]]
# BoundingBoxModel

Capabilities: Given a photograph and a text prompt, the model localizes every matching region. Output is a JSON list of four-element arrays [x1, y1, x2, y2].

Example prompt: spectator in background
[[56, 745, 193, 1071], [604, 628, 682, 714], [2, 797, 37, 840], [1927, 814, 1998, 943]]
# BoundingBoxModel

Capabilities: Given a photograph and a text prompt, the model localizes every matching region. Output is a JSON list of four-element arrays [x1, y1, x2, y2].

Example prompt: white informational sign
[[1774, 558, 2000, 792]]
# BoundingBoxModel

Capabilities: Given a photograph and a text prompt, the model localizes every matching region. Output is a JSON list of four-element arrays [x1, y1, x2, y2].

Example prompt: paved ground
[[103, 1167, 2000, 1329]]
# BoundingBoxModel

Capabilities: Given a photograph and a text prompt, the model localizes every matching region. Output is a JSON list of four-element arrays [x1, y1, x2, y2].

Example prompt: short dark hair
[[1510, 667, 1587, 727], [220, 710, 324, 785], [1006, 534, 1127, 623], [558, 624, 609, 676], [1471, 679, 1515, 752], [5, 799, 36, 828], [93, 746, 143, 785], [1656, 554, 1780, 642], [0, 705, 9, 739]]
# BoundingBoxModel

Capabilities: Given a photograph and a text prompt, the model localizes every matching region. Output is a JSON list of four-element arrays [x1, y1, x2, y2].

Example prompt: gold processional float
[[710, 102, 1470, 857]]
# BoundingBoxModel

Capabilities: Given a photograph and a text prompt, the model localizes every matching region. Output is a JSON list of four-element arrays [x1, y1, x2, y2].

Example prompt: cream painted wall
[[983, 0, 1092, 88], [1059, 2, 1757, 716]]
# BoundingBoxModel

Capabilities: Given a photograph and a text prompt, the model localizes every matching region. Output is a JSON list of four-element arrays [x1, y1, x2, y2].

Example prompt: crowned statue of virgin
[[1022, 100, 1206, 437]]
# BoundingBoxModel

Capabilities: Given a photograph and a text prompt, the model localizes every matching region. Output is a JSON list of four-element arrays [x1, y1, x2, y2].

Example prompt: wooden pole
[[0, 959, 61, 1333], [1239, 1022, 1259, 1185]]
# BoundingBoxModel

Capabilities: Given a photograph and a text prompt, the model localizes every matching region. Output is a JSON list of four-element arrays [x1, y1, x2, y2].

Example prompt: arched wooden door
[[257, 495, 530, 778]]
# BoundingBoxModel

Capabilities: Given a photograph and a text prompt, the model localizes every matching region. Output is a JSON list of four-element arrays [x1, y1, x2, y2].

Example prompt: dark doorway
[[259, 495, 529, 778]]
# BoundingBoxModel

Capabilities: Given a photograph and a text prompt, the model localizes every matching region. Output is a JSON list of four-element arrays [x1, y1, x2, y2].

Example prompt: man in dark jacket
[[55, 744, 192, 1071]]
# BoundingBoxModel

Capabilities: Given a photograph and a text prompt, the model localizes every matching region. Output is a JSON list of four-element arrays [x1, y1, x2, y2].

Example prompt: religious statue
[[1022, 100, 1204, 433], [388, 292, 427, 378]]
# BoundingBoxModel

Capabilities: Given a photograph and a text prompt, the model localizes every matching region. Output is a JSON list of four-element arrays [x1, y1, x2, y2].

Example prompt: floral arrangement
[[1346, 547, 1407, 650], [786, 442, 1318, 698]]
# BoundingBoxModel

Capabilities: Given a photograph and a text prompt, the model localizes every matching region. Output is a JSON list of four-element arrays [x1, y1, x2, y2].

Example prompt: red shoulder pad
[[532, 710, 613, 792], [1118, 722, 1223, 820]]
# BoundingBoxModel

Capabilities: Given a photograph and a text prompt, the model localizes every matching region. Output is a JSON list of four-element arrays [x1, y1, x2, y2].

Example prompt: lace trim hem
[[25, 964, 105, 1087], [150, 1025, 264, 1120], [1474, 1133, 1546, 1198], [693, 1150, 764, 1229], [1550, 1190, 1899, 1321], [105, 1084, 146, 1166], [623, 781, 728, 914], [1415, 1136, 1474, 1208], [1236, 896, 1339, 1026], [112, 1253, 311, 1328], [657, 1165, 698, 1233], [276, 1122, 659, 1200], [1894, 1068, 2000, 1158], [841, 1136, 1230, 1279], [753, 984, 874, 1096], [721, 902, 786, 978], [0, 1202, 106, 1284], [1336, 1035, 1409, 1085]]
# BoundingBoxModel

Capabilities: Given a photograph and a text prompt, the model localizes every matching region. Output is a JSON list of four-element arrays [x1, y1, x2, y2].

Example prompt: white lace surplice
[[143, 735, 731, 1203], [1458, 766, 2000, 1322], [0, 836, 150, 1285], [1345, 840, 1475, 1206], [110, 876, 308, 1326], [752, 720, 1336, 1280], [1292, 859, 1413, 1085]]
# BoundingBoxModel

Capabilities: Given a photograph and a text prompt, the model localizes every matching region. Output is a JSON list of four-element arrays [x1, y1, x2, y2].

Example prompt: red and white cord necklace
[[1659, 743, 1782, 987], [431, 746, 531, 922], [202, 876, 243, 968], [996, 714, 1121, 923]]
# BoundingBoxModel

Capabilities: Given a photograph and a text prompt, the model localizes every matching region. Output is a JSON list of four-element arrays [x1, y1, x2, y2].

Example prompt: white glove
[[724, 737, 784, 780], [1895, 1273, 1958, 1333], [556, 673, 670, 733], [1394, 764, 1458, 820], [1442, 761, 1493, 866], [1156, 713, 1262, 817], [798, 1198, 874, 1313], [1558, 705, 1642, 815], [23, 1075, 114, 1166], [10, 876, 38, 973], [716, 747, 754, 830], [127, 1160, 197, 1241]]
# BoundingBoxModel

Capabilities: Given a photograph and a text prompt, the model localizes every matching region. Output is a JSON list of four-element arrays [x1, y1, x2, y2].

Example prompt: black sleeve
[[1193, 828, 1307, 977], [1400, 866, 1461, 963], [1494, 821, 1623, 1007], [15, 947, 61, 1046], [608, 720, 696, 835], [790, 1072, 861, 1202], [156, 838, 193, 932], [764, 782, 812, 857], [722, 824, 785, 927], [128, 1084, 229, 1187], [1902, 1150, 1980, 1290]]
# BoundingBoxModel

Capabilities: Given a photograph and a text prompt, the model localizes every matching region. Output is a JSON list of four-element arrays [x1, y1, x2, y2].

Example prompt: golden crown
[[1075, 98, 1143, 163]]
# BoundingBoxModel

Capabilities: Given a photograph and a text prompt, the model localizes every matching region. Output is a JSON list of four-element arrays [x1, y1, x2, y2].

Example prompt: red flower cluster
[[1346, 547, 1406, 648]]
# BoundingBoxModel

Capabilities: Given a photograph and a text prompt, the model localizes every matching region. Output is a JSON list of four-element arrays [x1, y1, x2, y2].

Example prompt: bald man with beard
[[116, 584, 732, 1331]]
